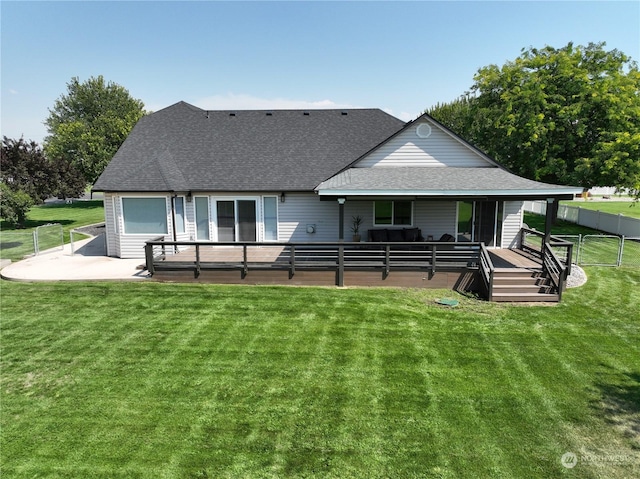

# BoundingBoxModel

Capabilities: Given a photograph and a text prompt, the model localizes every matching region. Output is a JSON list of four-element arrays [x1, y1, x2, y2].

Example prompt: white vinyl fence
[[524, 201, 640, 237]]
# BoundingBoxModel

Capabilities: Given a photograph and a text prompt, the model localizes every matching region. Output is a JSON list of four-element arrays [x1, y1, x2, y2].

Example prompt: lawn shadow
[[0, 219, 74, 231], [592, 369, 640, 447]]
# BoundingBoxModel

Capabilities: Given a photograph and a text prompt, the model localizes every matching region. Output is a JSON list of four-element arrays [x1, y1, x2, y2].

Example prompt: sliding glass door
[[214, 199, 257, 242], [457, 201, 504, 247]]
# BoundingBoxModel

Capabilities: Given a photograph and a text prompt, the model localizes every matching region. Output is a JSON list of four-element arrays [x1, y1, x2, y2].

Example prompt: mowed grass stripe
[[2, 274, 639, 478]]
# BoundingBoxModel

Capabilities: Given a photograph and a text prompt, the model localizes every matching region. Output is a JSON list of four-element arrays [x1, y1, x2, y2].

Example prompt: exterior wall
[[110, 193, 174, 259], [279, 193, 339, 242], [502, 201, 524, 248], [103, 193, 119, 257], [105, 193, 175, 258], [105, 191, 521, 258], [342, 199, 456, 240], [355, 119, 491, 168]]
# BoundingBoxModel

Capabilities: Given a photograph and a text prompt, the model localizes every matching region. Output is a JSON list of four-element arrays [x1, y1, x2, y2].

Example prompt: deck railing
[[519, 227, 574, 275], [519, 227, 571, 298], [144, 239, 482, 286], [478, 243, 495, 301]]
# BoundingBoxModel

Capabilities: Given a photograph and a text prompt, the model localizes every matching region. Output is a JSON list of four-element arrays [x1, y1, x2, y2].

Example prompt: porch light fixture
[[280, 192, 286, 203], [186, 191, 192, 202], [338, 198, 346, 205]]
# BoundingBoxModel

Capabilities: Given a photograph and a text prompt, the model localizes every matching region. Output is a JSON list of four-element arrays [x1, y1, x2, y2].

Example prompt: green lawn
[[2, 272, 639, 478], [0, 200, 105, 261], [565, 201, 640, 219]]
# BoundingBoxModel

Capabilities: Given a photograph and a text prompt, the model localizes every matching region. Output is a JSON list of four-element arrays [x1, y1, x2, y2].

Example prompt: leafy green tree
[[429, 42, 640, 197], [428, 95, 477, 141], [44, 75, 146, 184], [1, 137, 85, 203], [0, 183, 33, 227]]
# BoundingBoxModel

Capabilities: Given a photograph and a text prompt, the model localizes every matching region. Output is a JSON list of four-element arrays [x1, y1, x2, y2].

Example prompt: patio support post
[[337, 198, 346, 241], [337, 198, 346, 286], [544, 197, 555, 245]]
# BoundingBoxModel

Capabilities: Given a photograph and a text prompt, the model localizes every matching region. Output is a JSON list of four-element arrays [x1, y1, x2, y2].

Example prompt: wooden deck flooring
[[488, 248, 542, 270], [170, 245, 287, 263]]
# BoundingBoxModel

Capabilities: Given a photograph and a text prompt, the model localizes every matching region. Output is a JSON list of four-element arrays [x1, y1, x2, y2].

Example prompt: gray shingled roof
[[93, 102, 406, 192], [316, 167, 583, 197]]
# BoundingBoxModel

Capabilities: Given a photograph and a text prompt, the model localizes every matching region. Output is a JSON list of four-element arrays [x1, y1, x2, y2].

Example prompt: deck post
[[144, 242, 155, 275], [195, 244, 201, 278], [431, 244, 436, 274], [289, 245, 296, 279], [384, 244, 390, 279], [242, 244, 248, 278], [337, 243, 345, 286]]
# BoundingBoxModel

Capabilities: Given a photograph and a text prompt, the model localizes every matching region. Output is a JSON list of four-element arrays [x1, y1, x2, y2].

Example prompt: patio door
[[457, 201, 504, 247], [474, 201, 498, 247], [215, 199, 257, 242]]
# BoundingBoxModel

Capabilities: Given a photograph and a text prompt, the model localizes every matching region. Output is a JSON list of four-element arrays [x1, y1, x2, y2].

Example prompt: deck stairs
[[489, 249, 560, 302]]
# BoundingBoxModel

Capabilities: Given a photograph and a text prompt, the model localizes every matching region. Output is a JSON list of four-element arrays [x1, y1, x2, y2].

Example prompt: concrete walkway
[[1, 234, 148, 282]]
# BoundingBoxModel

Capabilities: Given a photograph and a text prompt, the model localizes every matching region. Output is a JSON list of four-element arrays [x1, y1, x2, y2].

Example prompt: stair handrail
[[542, 242, 567, 302], [479, 243, 495, 301]]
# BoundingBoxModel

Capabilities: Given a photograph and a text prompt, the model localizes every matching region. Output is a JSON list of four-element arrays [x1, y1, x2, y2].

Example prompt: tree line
[[1, 76, 145, 226], [2, 42, 638, 226], [427, 42, 639, 198]]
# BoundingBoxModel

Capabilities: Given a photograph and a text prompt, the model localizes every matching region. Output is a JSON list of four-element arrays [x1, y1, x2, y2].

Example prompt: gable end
[[354, 116, 495, 168]]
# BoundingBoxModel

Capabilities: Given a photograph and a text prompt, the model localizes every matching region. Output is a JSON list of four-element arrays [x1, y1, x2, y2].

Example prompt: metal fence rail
[[579, 235, 622, 266], [34, 223, 64, 255], [0, 223, 63, 260]]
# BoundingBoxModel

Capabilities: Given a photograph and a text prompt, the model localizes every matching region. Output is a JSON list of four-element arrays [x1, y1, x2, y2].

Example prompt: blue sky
[[2, 1, 639, 144]]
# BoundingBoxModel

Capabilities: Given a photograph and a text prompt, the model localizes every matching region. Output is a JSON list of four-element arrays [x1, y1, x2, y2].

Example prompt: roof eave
[[316, 188, 583, 199]]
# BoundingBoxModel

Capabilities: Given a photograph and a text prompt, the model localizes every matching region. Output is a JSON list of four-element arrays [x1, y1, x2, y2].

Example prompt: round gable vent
[[416, 123, 432, 138]]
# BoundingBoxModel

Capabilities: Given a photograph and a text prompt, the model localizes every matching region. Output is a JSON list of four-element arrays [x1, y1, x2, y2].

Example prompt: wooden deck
[[146, 240, 563, 302], [148, 242, 483, 291]]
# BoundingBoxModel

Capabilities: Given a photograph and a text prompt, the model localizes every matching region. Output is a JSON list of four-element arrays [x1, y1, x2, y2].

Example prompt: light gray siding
[[416, 201, 458, 239], [103, 193, 119, 257], [355, 120, 491, 168], [502, 201, 523, 248], [278, 193, 339, 242]]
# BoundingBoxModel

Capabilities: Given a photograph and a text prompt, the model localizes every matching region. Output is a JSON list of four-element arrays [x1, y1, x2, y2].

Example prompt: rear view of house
[[93, 101, 581, 300]]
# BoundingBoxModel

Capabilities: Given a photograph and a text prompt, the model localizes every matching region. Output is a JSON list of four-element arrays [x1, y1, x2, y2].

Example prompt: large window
[[374, 200, 412, 226], [122, 197, 168, 234]]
